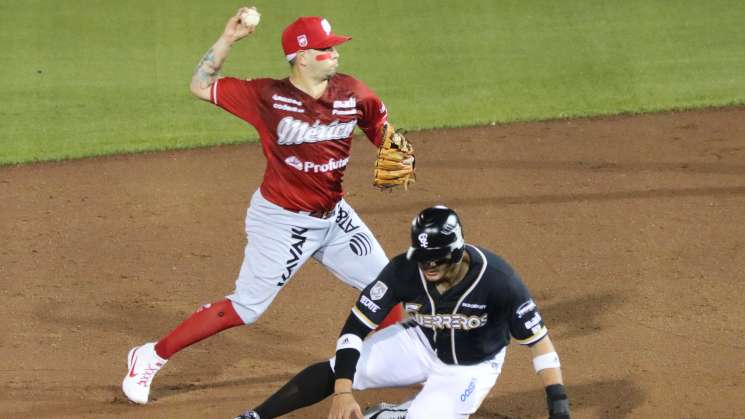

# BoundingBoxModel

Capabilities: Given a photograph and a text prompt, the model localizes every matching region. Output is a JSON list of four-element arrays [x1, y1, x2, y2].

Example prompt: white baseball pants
[[227, 189, 389, 324], [331, 324, 506, 419]]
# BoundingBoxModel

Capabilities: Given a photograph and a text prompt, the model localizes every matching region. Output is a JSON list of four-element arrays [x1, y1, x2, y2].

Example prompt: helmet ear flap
[[450, 246, 465, 265]]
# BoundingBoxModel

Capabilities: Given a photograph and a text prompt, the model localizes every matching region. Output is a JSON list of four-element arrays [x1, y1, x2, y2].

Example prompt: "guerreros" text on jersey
[[411, 312, 488, 331]]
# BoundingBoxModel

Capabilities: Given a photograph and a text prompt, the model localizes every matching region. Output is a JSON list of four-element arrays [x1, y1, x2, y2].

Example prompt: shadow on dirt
[[479, 378, 645, 419], [151, 373, 295, 401], [541, 291, 625, 339]]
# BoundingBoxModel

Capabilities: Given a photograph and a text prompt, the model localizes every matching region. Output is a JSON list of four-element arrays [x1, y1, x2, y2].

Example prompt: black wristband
[[334, 348, 361, 380], [546, 384, 567, 400], [545, 384, 570, 417]]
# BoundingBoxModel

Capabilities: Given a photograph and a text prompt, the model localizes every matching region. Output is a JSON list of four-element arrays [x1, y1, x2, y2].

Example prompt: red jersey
[[210, 73, 388, 212]]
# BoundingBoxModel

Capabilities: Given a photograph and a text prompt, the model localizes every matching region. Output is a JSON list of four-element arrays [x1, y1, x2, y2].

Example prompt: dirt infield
[[2, 108, 744, 418]]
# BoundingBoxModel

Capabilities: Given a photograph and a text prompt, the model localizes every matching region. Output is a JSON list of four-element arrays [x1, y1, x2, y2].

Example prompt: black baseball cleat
[[233, 411, 260, 419]]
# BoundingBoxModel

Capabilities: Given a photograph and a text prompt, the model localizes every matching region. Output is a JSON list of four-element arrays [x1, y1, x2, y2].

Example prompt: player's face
[[305, 47, 339, 80], [419, 256, 458, 282]]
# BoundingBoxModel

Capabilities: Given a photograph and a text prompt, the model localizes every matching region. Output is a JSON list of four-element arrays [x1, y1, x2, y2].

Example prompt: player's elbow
[[189, 81, 211, 101]]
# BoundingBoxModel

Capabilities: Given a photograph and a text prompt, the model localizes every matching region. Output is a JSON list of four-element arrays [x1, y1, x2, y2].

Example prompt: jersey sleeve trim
[[352, 306, 378, 329], [514, 326, 548, 345], [211, 80, 219, 105], [336, 333, 363, 352]]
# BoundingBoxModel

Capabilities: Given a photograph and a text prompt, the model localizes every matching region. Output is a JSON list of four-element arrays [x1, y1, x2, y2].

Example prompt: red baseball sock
[[376, 303, 405, 330], [154, 299, 244, 359]]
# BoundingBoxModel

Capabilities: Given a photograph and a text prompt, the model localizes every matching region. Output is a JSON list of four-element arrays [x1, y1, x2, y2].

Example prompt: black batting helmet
[[406, 205, 465, 263]]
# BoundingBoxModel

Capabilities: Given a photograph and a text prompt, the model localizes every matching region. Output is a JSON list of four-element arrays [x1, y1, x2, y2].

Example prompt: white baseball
[[241, 9, 261, 27]]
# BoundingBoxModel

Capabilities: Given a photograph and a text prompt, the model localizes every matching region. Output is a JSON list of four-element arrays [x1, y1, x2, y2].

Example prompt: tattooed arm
[[190, 7, 258, 101]]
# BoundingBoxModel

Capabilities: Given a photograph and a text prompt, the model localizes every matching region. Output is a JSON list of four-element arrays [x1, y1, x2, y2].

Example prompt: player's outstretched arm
[[529, 336, 572, 419], [190, 7, 258, 101]]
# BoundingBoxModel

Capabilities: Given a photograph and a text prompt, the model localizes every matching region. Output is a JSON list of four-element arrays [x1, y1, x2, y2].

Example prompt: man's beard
[[323, 68, 337, 81]]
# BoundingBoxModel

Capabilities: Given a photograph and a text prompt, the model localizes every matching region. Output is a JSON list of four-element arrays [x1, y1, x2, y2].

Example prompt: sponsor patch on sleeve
[[516, 299, 537, 318], [369, 281, 388, 301]]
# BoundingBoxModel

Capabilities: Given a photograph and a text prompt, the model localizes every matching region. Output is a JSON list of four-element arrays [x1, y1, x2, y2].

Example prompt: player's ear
[[296, 50, 308, 67]]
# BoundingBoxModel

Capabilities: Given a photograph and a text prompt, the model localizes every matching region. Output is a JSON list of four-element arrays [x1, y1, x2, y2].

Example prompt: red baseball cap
[[281, 16, 351, 61]]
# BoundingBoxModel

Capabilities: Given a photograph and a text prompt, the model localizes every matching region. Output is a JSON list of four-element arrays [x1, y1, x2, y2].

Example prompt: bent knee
[[225, 295, 267, 325]]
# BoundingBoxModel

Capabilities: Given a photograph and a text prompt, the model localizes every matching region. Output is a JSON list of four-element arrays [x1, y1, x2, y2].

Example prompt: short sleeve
[[492, 271, 548, 345], [210, 77, 263, 127], [354, 80, 389, 146], [508, 291, 548, 345], [350, 262, 401, 329]]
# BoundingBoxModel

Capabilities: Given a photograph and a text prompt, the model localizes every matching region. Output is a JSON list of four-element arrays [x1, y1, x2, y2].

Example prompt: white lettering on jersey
[[284, 156, 350, 173], [273, 103, 304, 113], [461, 302, 487, 309], [332, 109, 358, 115], [333, 97, 356, 108], [516, 299, 536, 318], [359, 295, 381, 313], [412, 313, 488, 331], [332, 98, 357, 115], [524, 312, 542, 329], [276, 117, 357, 145], [272, 94, 302, 106]]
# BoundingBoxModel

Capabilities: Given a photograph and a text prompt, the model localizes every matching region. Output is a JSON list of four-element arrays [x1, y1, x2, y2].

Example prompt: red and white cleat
[[121, 342, 167, 404]]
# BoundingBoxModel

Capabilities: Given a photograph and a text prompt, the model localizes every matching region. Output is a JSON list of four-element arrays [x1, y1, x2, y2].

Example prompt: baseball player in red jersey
[[121, 7, 406, 404]]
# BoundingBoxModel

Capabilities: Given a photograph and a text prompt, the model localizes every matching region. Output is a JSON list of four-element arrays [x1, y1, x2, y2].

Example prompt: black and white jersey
[[349, 244, 548, 365]]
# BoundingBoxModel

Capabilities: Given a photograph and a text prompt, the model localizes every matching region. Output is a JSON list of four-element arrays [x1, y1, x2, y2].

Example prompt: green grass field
[[2, 0, 745, 164]]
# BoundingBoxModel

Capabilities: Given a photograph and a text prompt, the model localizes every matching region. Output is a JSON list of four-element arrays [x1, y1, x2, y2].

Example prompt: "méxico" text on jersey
[[277, 116, 357, 145]]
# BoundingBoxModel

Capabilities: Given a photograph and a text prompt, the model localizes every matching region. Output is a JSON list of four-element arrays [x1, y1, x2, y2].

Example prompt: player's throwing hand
[[222, 7, 258, 43]]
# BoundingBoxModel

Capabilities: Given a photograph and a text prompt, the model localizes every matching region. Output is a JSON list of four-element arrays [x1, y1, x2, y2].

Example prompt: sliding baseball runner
[[234, 206, 571, 419]]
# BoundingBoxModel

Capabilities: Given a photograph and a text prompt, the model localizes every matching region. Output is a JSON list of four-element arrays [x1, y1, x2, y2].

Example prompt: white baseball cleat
[[121, 342, 168, 404], [363, 401, 410, 419]]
